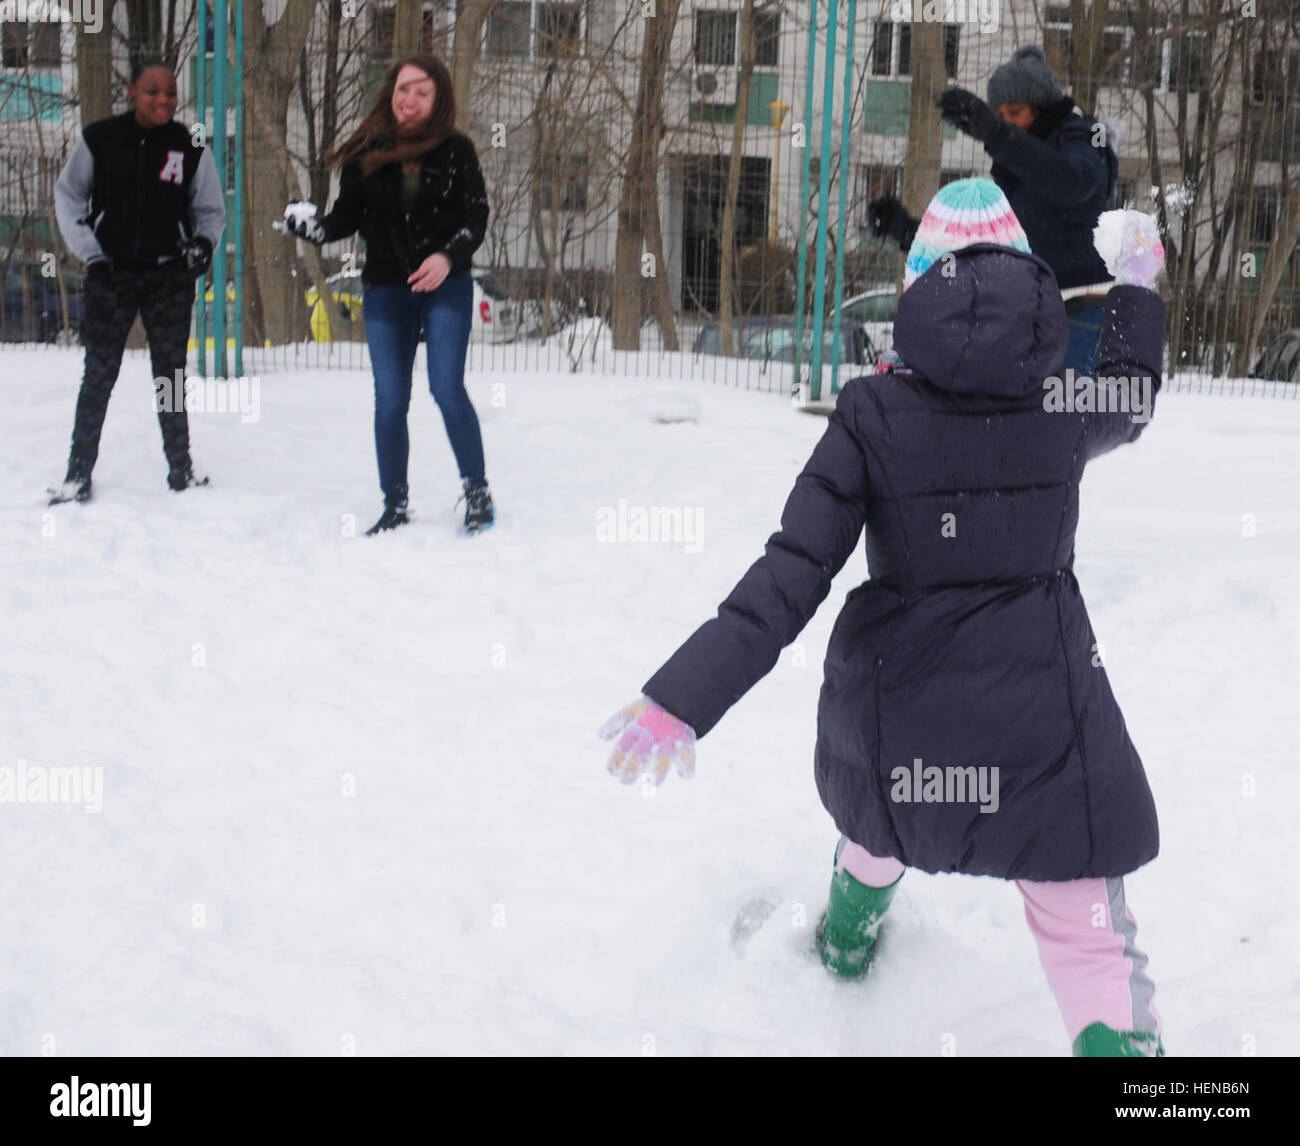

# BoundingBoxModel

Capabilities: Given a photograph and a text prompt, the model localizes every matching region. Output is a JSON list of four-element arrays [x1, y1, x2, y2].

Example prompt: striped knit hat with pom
[[903, 177, 1031, 289]]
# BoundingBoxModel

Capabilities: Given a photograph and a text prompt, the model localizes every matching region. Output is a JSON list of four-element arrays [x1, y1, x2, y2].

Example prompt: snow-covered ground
[[2, 346, 1298, 1056]]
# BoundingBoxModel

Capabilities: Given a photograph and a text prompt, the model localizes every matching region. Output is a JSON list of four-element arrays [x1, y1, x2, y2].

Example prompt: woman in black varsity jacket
[[51, 58, 227, 504]]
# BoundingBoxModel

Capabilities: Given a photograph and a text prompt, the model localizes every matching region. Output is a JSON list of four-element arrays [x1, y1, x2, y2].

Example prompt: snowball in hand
[[282, 201, 318, 228], [1094, 210, 1164, 289]]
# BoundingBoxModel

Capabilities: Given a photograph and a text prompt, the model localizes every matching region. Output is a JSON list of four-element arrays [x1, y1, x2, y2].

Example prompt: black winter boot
[[167, 462, 209, 491], [48, 472, 93, 505], [460, 479, 494, 533], [366, 504, 410, 535]]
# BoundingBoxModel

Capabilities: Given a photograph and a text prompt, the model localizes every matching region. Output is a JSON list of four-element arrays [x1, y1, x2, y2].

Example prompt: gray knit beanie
[[986, 45, 1065, 109]]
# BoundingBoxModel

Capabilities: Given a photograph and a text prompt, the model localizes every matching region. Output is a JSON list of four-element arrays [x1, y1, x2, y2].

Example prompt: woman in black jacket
[[280, 54, 493, 535], [51, 57, 226, 504]]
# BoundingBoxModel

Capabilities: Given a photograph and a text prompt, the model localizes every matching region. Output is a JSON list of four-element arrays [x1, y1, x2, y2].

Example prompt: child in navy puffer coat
[[601, 180, 1169, 1057]]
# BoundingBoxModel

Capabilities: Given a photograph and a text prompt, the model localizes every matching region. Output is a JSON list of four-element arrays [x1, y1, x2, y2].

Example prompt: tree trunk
[[612, 0, 682, 351], [394, 0, 423, 58], [902, 18, 944, 286], [241, 0, 317, 347], [717, 0, 756, 357], [75, 7, 116, 130], [452, 0, 501, 131], [1238, 188, 1300, 374], [1070, 0, 1112, 118]]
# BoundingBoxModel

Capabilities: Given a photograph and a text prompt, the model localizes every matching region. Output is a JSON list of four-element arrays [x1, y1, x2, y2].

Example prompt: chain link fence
[[1, 1, 1297, 394]]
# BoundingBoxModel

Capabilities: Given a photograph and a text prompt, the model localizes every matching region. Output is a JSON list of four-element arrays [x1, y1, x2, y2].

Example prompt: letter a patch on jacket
[[158, 151, 185, 184]]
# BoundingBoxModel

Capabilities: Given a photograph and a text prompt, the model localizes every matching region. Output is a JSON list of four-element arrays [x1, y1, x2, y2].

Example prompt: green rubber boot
[[815, 863, 902, 979], [1072, 1022, 1166, 1057]]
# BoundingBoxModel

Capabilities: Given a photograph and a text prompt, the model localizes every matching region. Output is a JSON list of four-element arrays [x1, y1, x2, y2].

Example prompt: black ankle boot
[[461, 479, 494, 533], [366, 504, 410, 535], [48, 472, 92, 505], [168, 463, 209, 491]]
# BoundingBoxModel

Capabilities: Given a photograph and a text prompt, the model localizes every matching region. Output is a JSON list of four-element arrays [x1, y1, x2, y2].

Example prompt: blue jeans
[[362, 271, 485, 508], [1063, 299, 1106, 379]]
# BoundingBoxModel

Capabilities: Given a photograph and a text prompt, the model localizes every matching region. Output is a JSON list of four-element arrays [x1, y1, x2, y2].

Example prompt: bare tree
[[393, 0, 424, 57], [1069, 0, 1113, 117], [240, 0, 317, 347], [76, 5, 117, 128], [715, 0, 756, 356], [902, 16, 944, 284], [452, 0, 501, 122], [613, 0, 683, 351]]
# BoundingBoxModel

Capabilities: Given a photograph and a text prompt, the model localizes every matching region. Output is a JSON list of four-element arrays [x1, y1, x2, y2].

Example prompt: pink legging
[[837, 839, 1161, 1042]]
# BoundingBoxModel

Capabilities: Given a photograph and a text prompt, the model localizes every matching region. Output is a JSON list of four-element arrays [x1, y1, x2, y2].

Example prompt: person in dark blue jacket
[[869, 46, 1118, 378], [601, 181, 1169, 1057]]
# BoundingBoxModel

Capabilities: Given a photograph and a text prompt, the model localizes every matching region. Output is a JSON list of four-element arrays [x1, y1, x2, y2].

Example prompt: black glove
[[180, 236, 213, 278], [86, 255, 114, 281], [866, 194, 920, 251], [937, 88, 1007, 145]]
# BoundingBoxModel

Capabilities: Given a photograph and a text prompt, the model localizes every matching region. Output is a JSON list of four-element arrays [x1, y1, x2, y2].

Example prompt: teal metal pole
[[809, 0, 840, 401], [830, 0, 857, 396], [792, 0, 818, 397], [233, 0, 244, 374], [213, 0, 229, 378], [195, 0, 208, 378]]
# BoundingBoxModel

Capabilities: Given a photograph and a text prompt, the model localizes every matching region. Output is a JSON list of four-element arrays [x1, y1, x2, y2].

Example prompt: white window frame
[[1043, 7, 1205, 95], [483, 0, 589, 62], [869, 17, 911, 80]]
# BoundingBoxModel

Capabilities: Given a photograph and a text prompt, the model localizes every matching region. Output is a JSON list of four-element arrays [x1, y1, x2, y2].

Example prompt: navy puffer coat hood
[[644, 245, 1165, 880]]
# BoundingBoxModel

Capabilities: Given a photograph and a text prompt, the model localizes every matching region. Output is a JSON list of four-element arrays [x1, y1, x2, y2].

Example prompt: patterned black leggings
[[66, 261, 195, 479]]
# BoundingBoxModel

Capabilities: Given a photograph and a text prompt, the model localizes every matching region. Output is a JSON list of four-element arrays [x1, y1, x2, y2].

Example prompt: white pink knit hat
[[904, 178, 1031, 289]]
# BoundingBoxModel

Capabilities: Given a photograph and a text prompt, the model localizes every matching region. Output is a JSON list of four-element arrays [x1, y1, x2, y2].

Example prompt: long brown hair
[[329, 54, 457, 175]]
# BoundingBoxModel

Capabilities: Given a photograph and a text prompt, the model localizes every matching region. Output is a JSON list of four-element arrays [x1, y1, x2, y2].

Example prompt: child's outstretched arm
[[1086, 212, 1167, 458], [599, 381, 872, 781]]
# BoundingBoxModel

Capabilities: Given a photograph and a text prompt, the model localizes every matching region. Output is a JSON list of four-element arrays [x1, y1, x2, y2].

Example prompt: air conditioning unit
[[692, 68, 738, 106]]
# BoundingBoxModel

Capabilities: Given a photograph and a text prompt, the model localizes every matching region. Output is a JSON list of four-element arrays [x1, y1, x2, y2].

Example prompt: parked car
[[306, 268, 519, 343], [2, 259, 84, 344], [693, 316, 869, 367], [1251, 329, 1300, 383], [839, 285, 898, 362]]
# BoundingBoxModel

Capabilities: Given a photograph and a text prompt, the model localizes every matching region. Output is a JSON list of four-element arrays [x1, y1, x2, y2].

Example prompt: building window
[[487, 1, 585, 60], [1250, 188, 1279, 245], [695, 10, 737, 67], [870, 20, 911, 77], [1250, 46, 1296, 107], [539, 3, 582, 59], [943, 25, 960, 79], [539, 153, 589, 211], [871, 21, 958, 79], [370, 5, 395, 59], [1047, 5, 1206, 93], [487, 2, 532, 57], [2, 19, 60, 68], [755, 9, 780, 68], [1168, 30, 1206, 93]]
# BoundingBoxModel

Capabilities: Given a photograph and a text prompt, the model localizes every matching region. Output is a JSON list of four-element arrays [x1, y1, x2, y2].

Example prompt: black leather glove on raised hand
[[180, 236, 213, 278], [866, 194, 920, 251], [937, 88, 1007, 146]]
